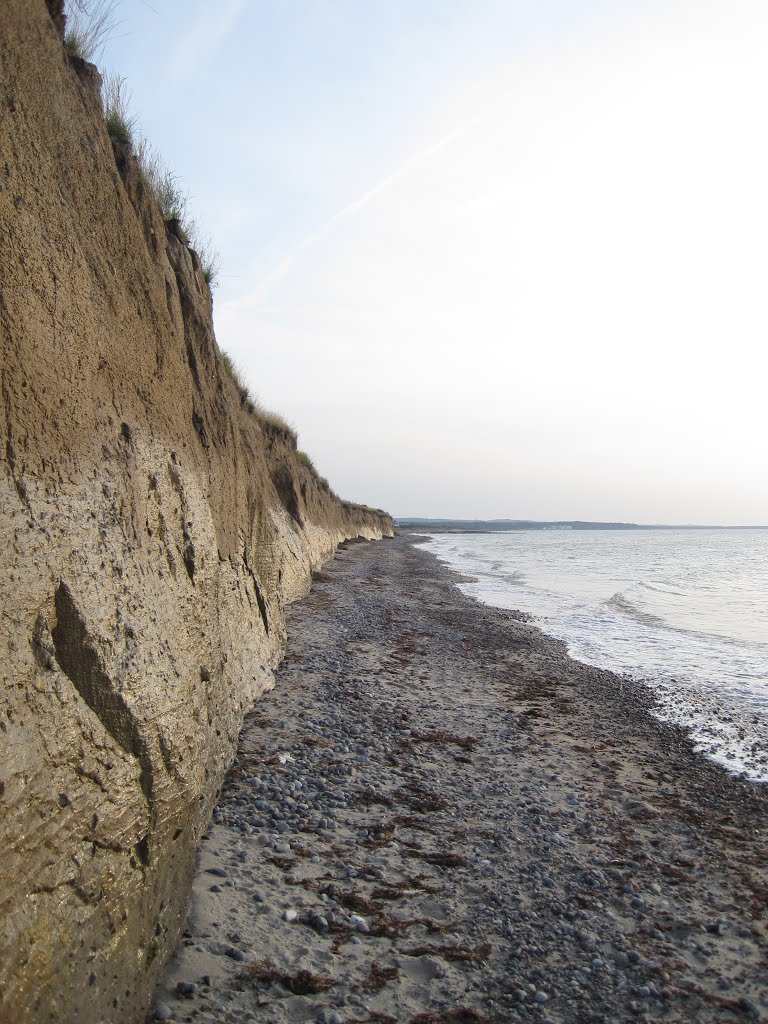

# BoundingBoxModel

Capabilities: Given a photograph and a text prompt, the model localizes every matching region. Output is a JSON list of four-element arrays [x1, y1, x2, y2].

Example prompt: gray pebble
[[739, 997, 760, 1018]]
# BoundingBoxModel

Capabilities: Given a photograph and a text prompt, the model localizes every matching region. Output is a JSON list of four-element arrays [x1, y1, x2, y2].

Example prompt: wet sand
[[150, 534, 767, 1024]]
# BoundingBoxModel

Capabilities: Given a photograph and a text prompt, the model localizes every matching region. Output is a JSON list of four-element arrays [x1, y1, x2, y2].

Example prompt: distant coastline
[[396, 518, 768, 533]]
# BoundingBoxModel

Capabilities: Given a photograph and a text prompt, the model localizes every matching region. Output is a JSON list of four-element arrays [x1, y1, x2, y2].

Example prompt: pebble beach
[[150, 534, 768, 1024]]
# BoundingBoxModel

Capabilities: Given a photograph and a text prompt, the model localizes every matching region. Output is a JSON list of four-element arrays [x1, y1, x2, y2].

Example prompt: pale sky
[[99, 0, 768, 524]]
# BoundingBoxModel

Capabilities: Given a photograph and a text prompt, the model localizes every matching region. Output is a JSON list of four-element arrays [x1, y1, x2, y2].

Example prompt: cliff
[[0, 3, 393, 1021]]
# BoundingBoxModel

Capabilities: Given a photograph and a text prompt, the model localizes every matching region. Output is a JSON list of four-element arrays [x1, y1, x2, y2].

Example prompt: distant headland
[[395, 518, 767, 532]]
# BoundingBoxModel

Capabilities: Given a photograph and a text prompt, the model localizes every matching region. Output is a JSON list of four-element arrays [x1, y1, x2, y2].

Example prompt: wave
[[638, 580, 686, 597], [604, 591, 668, 630]]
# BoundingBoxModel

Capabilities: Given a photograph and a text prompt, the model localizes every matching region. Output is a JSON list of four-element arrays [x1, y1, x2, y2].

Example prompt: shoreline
[[419, 528, 768, 785], [150, 534, 767, 1023]]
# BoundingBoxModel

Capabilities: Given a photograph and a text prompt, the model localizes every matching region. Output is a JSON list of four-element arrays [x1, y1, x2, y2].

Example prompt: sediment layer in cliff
[[0, 4, 393, 1021]]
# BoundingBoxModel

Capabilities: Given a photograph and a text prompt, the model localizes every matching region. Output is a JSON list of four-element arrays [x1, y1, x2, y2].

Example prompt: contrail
[[231, 98, 502, 310]]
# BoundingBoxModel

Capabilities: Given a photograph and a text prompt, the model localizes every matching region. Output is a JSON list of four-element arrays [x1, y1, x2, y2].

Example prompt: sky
[[95, 0, 768, 524]]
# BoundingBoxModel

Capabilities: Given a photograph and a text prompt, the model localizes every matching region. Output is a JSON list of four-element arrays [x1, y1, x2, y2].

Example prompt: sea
[[423, 528, 768, 783]]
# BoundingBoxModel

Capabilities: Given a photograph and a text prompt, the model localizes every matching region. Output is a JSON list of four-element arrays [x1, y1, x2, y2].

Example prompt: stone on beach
[[149, 536, 768, 1024]]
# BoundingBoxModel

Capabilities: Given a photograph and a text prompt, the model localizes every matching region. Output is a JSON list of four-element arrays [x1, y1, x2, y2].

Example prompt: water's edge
[[421, 531, 768, 784]]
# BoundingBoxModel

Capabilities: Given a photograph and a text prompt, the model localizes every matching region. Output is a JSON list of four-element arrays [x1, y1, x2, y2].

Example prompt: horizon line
[[393, 517, 768, 530]]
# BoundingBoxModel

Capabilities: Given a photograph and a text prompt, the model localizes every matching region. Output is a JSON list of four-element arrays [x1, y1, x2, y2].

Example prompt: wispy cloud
[[218, 0, 768, 522], [225, 99, 503, 312]]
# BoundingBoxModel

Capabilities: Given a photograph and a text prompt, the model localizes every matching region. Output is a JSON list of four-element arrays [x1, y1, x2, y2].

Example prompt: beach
[[151, 534, 768, 1023]]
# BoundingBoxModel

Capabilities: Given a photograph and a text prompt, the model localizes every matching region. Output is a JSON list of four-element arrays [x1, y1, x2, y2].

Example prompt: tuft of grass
[[220, 351, 250, 404], [255, 407, 298, 444], [134, 138, 220, 287], [134, 137, 187, 221], [101, 73, 136, 145], [155, 171, 187, 224], [294, 449, 331, 489], [218, 351, 296, 440], [64, 0, 119, 63], [72, 4, 221, 290], [188, 225, 220, 288]]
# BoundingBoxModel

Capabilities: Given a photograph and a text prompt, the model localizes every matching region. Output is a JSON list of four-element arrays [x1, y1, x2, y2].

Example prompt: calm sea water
[[424, 529, 768, 783]]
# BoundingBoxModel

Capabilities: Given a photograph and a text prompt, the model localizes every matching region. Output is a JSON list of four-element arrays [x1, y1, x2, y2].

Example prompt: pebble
[[146, 541, 768, 1024], [739, 997, 761, 1018], [152, 1007, 172, 1021]]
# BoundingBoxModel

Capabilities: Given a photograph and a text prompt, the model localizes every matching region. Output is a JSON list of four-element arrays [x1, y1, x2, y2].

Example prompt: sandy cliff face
[[0, 3, 393, 1021]]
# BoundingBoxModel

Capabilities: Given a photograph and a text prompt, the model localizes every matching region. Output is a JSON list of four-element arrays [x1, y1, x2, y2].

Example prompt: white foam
[[424, 529, 768, 784]]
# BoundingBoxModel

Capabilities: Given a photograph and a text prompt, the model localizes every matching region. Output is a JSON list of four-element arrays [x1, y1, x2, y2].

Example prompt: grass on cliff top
[[78, 21, 220, 287], [219, 351, 298, 444], [132, 134, 219, 286], [215, 351, 381, 509], [64, 0, 118, 63], [133, 137, 221, 286], [101, 73, 136, 146], [296, 451, 332, 491], [255, 407, 298, 444]]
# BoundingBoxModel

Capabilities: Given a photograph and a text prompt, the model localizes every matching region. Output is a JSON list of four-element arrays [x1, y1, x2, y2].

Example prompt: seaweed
[[409, 1011, 490, 1024], [409, 729, 478, 752], [354, 960, 400, 993], [401, 942, 493, 963], [244, 959, 335, 995]]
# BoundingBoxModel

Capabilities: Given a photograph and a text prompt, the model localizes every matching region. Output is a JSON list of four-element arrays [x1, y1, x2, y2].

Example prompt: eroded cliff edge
[[0, 3, 393, 1021]]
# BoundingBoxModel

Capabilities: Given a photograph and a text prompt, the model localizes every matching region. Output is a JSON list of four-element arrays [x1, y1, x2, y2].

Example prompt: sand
[[149, 534, 767, 1024]]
